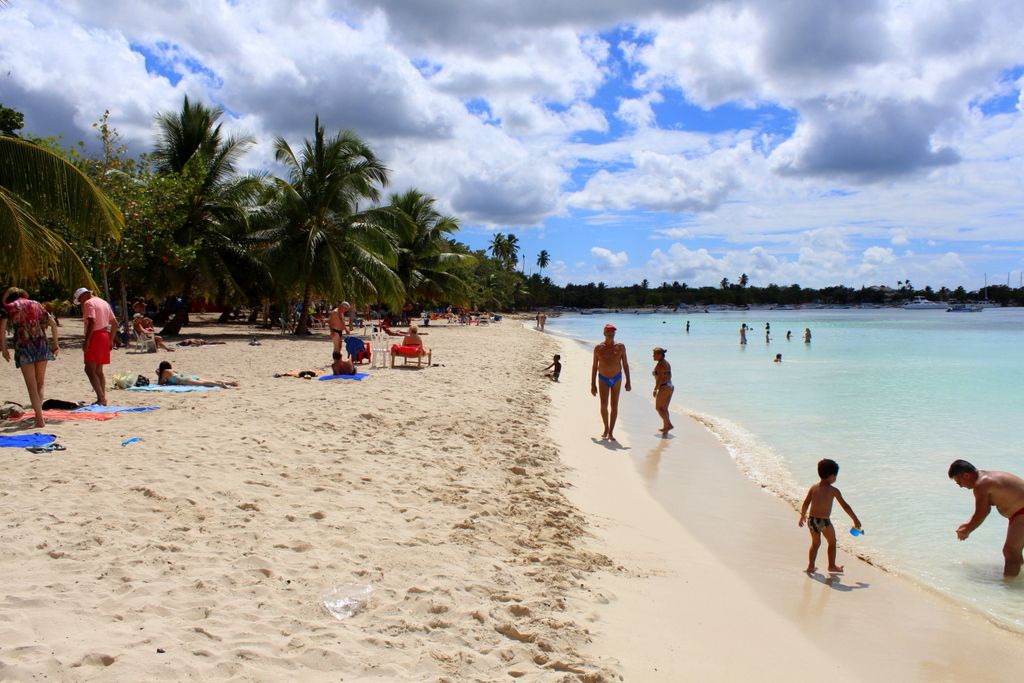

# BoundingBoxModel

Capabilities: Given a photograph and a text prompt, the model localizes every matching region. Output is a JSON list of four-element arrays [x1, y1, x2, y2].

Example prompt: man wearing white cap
[[328, 301, 352, 355], [73, 287, 116, 405]]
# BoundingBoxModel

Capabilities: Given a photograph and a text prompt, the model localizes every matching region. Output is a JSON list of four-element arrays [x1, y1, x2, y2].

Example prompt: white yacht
[[902, 296, 947, 310], [946, 303, 984, 312]]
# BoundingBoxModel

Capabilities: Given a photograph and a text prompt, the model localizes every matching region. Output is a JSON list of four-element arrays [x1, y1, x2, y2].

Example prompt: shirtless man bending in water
[[591, 323, 631, 441], [949, 460, 1024, 577]]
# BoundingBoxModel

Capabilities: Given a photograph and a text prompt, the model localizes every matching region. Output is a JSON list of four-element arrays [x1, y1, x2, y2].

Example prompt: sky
[[2, 0, 1023, 290]]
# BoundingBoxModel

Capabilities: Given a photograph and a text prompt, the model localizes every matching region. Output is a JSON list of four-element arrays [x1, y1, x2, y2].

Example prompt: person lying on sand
[[176, 338, 227, 347], [274, 369, 320, 379], [156, 360, 238, 388]]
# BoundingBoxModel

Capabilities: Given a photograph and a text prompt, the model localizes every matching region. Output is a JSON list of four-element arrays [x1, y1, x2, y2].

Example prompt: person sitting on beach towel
[[331, 351, 356, 376], [156, 360, 238, 388]]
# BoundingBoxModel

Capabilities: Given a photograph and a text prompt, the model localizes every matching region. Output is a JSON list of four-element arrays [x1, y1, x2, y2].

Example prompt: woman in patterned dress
[[1, 287, 60, 427]]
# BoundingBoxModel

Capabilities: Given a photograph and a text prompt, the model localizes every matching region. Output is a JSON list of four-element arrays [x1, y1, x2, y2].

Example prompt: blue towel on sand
[[73, 405, 160, 413], [126, 385, 221, 393], [318, 373, 370, 381], [0, 434, 57, 448]]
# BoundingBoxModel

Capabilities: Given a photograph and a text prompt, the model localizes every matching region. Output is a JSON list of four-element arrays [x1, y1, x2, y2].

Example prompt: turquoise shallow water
[[549, 308, 1024, 632]]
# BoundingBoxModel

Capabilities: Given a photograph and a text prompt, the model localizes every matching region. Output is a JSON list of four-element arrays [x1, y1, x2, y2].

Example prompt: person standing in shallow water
[[652, 347, 674, 436], [948, 460, 1024, 578], [591, 323, 631, 441]]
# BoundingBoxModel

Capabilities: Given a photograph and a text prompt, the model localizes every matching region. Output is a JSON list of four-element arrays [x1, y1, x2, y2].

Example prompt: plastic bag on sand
[[319, 583, 373, 620], [112, 372, 135, 390]]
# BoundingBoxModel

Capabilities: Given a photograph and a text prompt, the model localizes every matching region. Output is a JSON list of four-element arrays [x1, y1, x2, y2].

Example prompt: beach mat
[[7, 410, 116, 422], [127, 385, 221, 393], [318, 373, 370, 381], [73, 405, 160, 413], [0, 434, 57, 448]]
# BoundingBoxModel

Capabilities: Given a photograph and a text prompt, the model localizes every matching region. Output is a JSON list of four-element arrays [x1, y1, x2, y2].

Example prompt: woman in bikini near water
[[652, 347, 674, 436], [590, 323, 631, 441]]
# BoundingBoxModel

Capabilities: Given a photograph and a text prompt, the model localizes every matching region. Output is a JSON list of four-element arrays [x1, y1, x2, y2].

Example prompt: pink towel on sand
[[7, 410, 116, 422]]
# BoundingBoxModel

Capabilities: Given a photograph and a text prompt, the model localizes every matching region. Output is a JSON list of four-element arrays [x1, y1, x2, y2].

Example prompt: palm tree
[[536, 249, 550, 275], [388, 189, 472, 307], [489, 233, 509, 265], [506, 233, 521, 271], [151, 96, 264, 335], [0, 136, 123, 288], [254, 116, 402, 334]]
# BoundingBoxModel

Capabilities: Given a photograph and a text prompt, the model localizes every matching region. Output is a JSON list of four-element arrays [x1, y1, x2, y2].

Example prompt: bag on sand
[[134, 375, 150, 387], [112, 371, 135, 390]]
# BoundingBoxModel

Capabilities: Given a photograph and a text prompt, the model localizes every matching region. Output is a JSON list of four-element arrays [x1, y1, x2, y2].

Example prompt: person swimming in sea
[[591, 323, 631, 441]]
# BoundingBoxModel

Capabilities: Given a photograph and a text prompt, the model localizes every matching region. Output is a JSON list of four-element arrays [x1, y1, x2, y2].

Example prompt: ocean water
[[549, 308, 1024, 633]]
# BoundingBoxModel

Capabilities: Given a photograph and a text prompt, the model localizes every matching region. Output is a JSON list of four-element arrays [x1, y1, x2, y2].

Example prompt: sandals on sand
[[26, 443, 66, 454]]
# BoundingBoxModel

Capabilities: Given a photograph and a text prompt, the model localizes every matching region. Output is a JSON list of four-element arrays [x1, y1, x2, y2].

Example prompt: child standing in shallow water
[[799, 458, 862, 573]]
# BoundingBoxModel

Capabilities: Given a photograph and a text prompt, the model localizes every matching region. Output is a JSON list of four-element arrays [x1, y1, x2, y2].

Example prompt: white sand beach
[[0, 317, 1021, 681]]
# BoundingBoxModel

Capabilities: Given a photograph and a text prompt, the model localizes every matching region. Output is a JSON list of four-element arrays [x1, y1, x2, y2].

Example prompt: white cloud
[[591, 246, 629, 269]]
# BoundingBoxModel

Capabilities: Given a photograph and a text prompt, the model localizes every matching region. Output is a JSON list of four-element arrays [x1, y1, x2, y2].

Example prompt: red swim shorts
[[84, 329, 111, 365]]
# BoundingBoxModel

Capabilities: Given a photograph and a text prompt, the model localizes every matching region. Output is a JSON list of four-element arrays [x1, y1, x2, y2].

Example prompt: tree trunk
[[159, 279, 193, 337]]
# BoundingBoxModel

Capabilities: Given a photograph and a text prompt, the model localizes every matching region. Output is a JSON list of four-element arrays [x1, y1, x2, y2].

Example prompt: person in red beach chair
[[390, 325, 432, 367]]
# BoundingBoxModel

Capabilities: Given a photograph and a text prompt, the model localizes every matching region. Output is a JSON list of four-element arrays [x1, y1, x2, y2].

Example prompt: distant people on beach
[[543, 354, 561, 382], [774, 353, 783, 363], [948, 460, 1024, 577], [685, 321, 690, 333], [177, 338, 226, 347], [75, 287, 116, 406], [739, 324, 747, 345], [331, 351, 356, 376], [132, 301, 174, 352], [591, 323, 631, 441], [652, 347, 674, 436], [157, 360, 238, 388], [402, 325, 428, 355], [330, 302, 352, 354], [1, 287, 60, 427], [804, 327, 812, 343], [799, 458, 862, 574]]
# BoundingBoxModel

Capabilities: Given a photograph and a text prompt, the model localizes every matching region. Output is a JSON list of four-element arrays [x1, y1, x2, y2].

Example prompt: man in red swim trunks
[[74, 287, 116, 406], [949, 459, 1024, 577]]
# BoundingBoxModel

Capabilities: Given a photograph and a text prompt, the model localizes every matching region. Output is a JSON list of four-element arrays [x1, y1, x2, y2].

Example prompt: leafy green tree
[[387, 189, 472, 308], [254, 116, 402, 334], [0, 104, 25, 137], [0, 136, 122, 289], [151, 96, 265, 335]]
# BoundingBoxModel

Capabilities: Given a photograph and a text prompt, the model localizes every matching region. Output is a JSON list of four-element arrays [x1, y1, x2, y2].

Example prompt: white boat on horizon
[[903, 296, 948, 310], [946, 303, 985, 312]]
